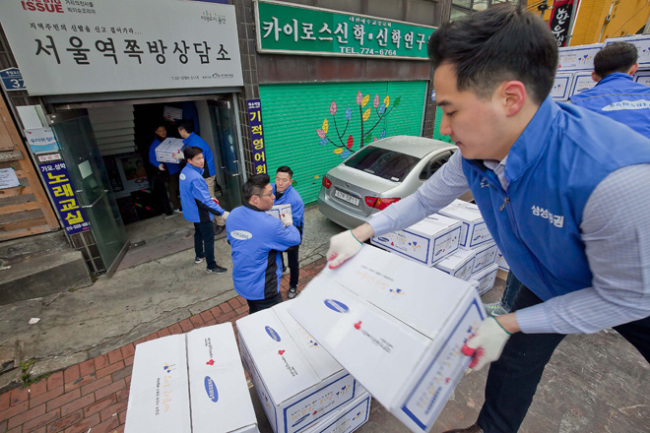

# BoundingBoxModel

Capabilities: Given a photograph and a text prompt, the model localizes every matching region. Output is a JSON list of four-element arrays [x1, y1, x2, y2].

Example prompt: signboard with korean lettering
[[557, 43, 603, 72], [0, 68, 27, 91], [39, 161, 90, 235], [25, 128, 60, 155], [548, 0, 574, 48], [0, 0, 243, 96], [254, 0, 435, 60], [247, 99, 268, 175]]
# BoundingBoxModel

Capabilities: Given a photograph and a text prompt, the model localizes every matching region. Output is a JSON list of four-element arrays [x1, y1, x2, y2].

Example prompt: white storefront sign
[[0, 0, 243, 95]]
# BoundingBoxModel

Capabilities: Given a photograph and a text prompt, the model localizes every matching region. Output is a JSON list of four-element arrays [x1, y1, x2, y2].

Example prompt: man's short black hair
[[243, 174, 270, 202], [428, 5, 558, 104], [276, 166, 293, 178], [178, 121, 194, 134], [183, 146, 203, 160], [594, 42, 638, 78]]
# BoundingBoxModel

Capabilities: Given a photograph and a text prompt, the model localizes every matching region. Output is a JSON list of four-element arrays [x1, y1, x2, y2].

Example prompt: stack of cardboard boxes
[[370, 199, 501, 296], [236, 302, 371, 433]]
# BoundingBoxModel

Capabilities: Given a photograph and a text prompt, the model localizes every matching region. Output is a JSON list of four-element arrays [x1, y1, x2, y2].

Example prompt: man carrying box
[[227, 174, 301, 313], [326, 5, 650, 433], [272, 165, 305, 299], [148, 123, 181, 215]]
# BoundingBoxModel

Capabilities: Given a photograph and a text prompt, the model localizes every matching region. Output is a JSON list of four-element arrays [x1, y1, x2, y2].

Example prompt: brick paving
[[0, 258, 327, 433]]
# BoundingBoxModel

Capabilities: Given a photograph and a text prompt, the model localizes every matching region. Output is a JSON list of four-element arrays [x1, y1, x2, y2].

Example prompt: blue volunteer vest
[[462, 97, 650, 301]]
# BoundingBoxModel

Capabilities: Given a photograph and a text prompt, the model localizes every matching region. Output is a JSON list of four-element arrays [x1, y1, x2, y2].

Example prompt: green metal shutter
[[259, 80, 427, 204]]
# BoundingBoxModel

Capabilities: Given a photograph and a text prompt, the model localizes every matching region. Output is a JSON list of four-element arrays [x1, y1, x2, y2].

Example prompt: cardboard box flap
[[273, 301, 344, 381], [187, 324, 258, 433], [288, 277, 431, 409], [236, 308, 322, 405], [438, 200, 482, 222], [318, 246, 473, 339], [413, 214, 461, 233], [125, 335, 191, 433]]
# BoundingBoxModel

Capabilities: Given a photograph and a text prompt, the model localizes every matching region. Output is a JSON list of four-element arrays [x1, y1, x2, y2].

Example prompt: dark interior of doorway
[[109, 101, 201, 226]]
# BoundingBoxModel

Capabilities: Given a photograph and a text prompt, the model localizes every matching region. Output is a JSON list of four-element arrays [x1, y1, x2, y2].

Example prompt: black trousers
[[477, 286, 650, 433], [193, 221, 216, 270], [247, 292, 283, 315]]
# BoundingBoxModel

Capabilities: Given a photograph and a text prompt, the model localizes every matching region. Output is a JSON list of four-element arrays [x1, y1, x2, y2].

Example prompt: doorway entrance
[[54, 94, 245, 272]]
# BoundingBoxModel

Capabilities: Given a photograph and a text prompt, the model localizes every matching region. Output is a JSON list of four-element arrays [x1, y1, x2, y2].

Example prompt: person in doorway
[[272, 166, 304, 299], [177, 121, 226, 234], [326, 6, 650, 433], [148, 123, 181, 215], [226, 174, 300, 314], [179, 146, 229, 274], [571, 41, 650, 138]]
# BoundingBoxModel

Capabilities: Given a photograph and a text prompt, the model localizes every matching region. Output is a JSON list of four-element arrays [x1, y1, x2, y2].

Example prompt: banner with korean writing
[[255, 0, 435, 60], [247, 99, 268, 176], [0, 0, 243, 96], [549, 0, 575, 48], [39, 161, 90, 235], [25, 128, 60, 155]]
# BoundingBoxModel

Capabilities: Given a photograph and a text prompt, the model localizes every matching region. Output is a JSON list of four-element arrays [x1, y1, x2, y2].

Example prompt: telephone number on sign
[[360, 48, 397, 56]]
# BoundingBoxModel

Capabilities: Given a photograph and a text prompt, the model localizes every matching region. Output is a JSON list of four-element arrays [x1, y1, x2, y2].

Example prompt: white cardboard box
[[551, 72, 575, 101], [236, 302, 363, 433], [437, 200, 493, 250], [288, 245, 485, 433], [471, 263, 499, 296], [155, 137, 185, 164], [304, 391, 371, 433], [125, 324, 259, 433], [434, 248, 476, 281], [370, 215, 461, 266], [495, 248, 509, 271], [187, 326, 259, 433], [125, 335, 191, 433], [471, 242, 498, 274], [266, 204, 293, 221]]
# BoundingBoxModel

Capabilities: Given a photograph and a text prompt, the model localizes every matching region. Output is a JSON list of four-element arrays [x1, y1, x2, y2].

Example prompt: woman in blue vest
[[326, 6, 650, 433]]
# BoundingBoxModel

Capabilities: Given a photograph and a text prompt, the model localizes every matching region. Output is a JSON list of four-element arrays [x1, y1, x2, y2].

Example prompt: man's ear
[[628, 63, 639, 76], [592, 71, 602, 83], [500, 81, 526, 117]]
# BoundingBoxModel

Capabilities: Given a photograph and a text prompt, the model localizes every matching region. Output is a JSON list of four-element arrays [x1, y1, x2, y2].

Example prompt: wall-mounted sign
[[39, 161, 91, 235], [247, 99, 268, 176], [606, 35, 650, 68], [25, 127, 60, 155], [0, 0, 243, 96], [557, 43, 603, 72], [0, 68, 26, 91], [0, 168, 21, 190], [254, 0, 435, 60], [549, 0, 574, 48]]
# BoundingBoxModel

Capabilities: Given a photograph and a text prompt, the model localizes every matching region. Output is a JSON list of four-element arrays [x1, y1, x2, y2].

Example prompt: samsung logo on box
[[377, 237, 389, 242], [265, 326, 281, 342], [204, 376, 219, 402], [324, 299, 349, 313]]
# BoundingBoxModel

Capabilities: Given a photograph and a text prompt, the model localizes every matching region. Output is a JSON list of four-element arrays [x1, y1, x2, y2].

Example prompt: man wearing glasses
[[226, 174, 301, 313]]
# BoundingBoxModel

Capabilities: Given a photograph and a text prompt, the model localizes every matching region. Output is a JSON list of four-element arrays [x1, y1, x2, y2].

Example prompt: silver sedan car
[[318, 135, 457, 229]]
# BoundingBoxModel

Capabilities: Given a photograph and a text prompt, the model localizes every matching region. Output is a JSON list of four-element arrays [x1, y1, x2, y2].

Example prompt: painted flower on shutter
[[362, 108, 371, 122], [330, 101, 337, 115], [361, 94, 370, 107], [356, 91, 363, 105], [373, 94, 380, 108], [383, 95, 390, 107], [322, 119, 329, 134], [347, 135, 354, 149], [317, 128, 326, 139], [345, 107, 352, 120]]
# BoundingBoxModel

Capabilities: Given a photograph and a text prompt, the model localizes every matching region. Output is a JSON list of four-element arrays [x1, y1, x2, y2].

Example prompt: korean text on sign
[[247, 99, 268, 176], [39, 162, 91, 235]]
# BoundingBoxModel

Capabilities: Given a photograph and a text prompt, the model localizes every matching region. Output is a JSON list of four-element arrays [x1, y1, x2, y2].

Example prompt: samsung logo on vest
[[602, 99, 650, 111], [230, 230, 252, 240]]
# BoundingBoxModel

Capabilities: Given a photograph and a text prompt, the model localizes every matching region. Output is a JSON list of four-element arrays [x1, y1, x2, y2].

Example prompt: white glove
[[326, 230, 363, 269], [280, 212, 293, 227], [158, 163, 166, 171], [221, 211, 229, 220], [173, 151, 184, 161], [461, 317, 511, 371]]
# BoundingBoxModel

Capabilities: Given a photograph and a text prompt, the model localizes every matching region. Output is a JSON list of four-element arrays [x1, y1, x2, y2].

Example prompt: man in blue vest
[[571, 41, 650, 138], [326, 6, 650, 433], [226, 174, 301, 313], [179, 146, 228, 274], [178, 121, 226, 234], [272, 166, 305, 299], [148, 123, 182, 215]]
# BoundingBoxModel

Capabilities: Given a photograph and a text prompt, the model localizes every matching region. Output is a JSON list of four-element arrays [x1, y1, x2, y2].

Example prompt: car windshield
[[344, 146, 419, 182]]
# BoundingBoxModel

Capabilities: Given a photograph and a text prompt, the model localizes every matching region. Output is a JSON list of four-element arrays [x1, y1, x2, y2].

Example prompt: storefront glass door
[[48, 109, 128, 273], [209, 99, 243, 208]]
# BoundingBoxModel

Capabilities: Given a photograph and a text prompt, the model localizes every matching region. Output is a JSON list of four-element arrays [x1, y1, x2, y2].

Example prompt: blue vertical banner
[[39, 162, 91, 235], [247, 98, 268, 175]]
